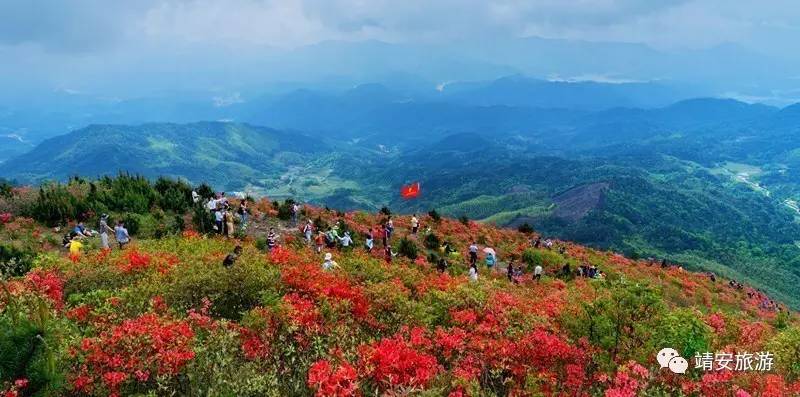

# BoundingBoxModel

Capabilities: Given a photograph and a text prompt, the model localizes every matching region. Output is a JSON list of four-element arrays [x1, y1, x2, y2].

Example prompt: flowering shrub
[[0, 202, 798, 396], [307, 359, 359, 397], [358, 332, 440, 390], [23, 268, 64, 310], [70, 313, 195, 396]]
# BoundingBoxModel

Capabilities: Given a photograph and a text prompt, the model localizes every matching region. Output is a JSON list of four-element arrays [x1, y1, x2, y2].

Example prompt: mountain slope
[[0, 122, 325, 190], [1, 183, 798, 396]]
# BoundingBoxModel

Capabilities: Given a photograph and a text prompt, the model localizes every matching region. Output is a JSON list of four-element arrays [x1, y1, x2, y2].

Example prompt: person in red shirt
[[314, 232, 325, 254]]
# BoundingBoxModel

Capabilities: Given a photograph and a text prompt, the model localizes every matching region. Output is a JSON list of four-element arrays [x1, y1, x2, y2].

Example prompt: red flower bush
[[358, 332, 440, 390], [24, 269, 64, 310], [307, 359, 360, 397], [282, 264, 370, 320], [604, 361, 649, 397], [72, 313, 195, 395], [117, 249, 151, 273]]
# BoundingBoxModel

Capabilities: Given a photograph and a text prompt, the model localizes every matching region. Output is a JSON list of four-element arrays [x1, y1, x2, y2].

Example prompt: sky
[[1, 0, 800, 100]]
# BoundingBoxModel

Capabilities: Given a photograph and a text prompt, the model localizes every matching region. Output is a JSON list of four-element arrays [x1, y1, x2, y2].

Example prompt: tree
[[517, 223, 534, 234], [397, 237, 418, 260]]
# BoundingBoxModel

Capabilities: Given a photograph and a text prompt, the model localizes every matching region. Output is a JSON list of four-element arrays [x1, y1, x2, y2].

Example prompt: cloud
[[1, 0, 800, 101], [2, 0, 799, 53], [0, 0, 156, 52]]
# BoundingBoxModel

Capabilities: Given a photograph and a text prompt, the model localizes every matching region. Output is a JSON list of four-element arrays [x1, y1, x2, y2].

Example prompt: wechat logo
[[657, 348, 688, 374]]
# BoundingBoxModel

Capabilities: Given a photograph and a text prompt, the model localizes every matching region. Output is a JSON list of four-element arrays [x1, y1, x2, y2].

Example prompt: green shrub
[[275, 199, 296, 221], [427, 209, 441, 223], [192, 204, 216, 234], [27, 184, 85, 226], [397, 237, 418, 260], [0, 243, 35, 277], [140, 255, 282, 320], [423, 233, 441, 250], [517, 223, 534, 234]]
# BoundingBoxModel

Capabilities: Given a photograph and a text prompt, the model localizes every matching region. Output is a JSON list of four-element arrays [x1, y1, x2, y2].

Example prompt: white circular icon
[[668, 356, 688, 374], [657, 348, 680, 368]]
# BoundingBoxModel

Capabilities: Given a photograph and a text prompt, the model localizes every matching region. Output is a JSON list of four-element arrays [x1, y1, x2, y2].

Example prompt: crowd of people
[[61, 214, 131, 258], [206, 192, 250, 238], [57, 193, 784, 313]]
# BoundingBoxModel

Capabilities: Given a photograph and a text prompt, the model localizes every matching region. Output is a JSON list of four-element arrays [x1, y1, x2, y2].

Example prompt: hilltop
[[5, 96, 800, 311], [1, 176, 799, 396]]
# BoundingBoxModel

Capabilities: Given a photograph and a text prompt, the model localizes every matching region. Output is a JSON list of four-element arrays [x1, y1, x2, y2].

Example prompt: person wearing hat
[[98, 214, 114, 250], [322, 252, 339, 271], [338, 231, 353, 250]]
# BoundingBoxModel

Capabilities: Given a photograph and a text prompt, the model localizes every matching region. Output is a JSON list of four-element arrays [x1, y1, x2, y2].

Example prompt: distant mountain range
[[4, 91, 800, 306]]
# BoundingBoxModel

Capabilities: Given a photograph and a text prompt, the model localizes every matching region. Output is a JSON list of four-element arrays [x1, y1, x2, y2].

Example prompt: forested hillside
[[1, 176, 799, 396]]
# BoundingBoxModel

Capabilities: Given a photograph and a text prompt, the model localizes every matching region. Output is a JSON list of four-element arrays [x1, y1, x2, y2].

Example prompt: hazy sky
[[2, 0, 799, 98]]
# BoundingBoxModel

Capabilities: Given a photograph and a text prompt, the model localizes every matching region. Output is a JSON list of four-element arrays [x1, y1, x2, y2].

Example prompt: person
[[365, 230, 374, 252], [588, 265, 597, 278], [513, 265, 523, 283], [98, 214, 113, 249], [322, 252, 339, 270], [469, 263, 478, 282], [223, 246, 243, 268], [534, 264, 543, 282], [224, 209, 235, 238], [62, 233, 74, 248], [303, 220, 314, 243], [661, 258, 668, 268], [267, 228, 278, 251], [192, 190, 200, 203], [533, 237, 541, 249], [485, 252, 496, 269], [325, 228, 338, 249], [384, 245, 397, 263], [560, 262, 571, 277], [386, 216, 394, 240], [380, 224, 388, 247], [544, 239, 553, 249], [73, 222, 90, 238], [507, 261, 515, 283], [315, 231, 325, 254], [410, 214, 419, 236], [206, 197, 219, 213], [214, 210, 224, 234], [69, 235, 83, 257], [238, 201, 249, 228], [468, 241, 478, 266], [114, 221, 130, 249], [291, 202, 300, 225], [596, 270, 606, 280], [339, 231, 353, 249], [437, 257, 448, 273]]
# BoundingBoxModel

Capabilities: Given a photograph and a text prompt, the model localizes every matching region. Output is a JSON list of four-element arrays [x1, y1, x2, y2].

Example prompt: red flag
[[400, 182, 421, 199]]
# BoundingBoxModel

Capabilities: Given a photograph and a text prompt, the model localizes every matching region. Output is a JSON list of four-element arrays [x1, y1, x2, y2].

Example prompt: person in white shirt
[[469, 263, 478, 282], [534, 265, 543, 281], [206, 198, 218, 212], [410, 214, 419, 235], [339, 231, 353, 249]]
